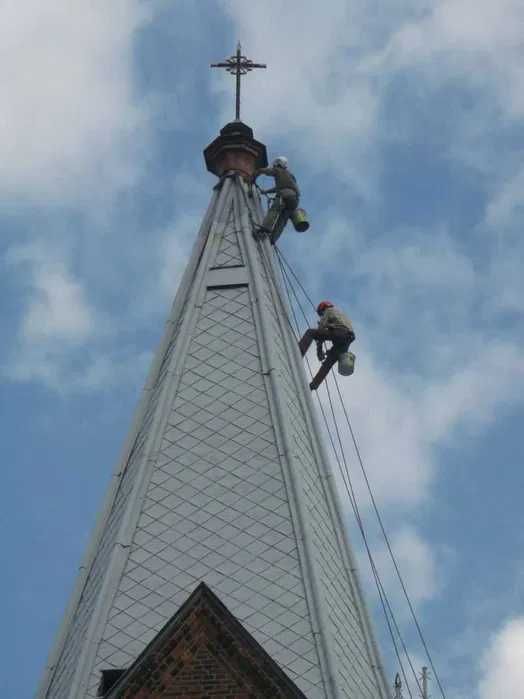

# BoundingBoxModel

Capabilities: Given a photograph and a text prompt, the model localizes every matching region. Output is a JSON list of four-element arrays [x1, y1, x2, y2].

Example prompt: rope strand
[[275, 244, 446, 699], [272, 248, 418, 697]]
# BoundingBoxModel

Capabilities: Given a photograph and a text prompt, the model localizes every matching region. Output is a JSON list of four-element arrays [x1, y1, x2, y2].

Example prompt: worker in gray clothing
[[299, 301, 355, 390], [252, 156, 300, 244]]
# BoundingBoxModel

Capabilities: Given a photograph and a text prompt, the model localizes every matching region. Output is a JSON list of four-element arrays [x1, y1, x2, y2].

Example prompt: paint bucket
[[338, 351, 355, 376], [291, 208, 310, 232]]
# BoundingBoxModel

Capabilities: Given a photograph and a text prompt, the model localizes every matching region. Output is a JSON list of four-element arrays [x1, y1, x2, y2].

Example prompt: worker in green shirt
[[252, 157, 300, 244]]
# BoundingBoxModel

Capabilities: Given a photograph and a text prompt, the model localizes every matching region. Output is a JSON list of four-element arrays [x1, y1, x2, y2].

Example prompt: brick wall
[[118, 604, 270, 698]]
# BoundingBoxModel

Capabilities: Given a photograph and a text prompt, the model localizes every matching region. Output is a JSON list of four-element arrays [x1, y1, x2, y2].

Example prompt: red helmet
[[316, 300, 334, 315]]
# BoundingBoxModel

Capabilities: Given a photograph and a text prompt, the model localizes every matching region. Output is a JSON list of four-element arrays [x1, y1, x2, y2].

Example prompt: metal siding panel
[[211, 205, 244, 268], [40, 176, 387, 699], [87, 284, 325, 699]]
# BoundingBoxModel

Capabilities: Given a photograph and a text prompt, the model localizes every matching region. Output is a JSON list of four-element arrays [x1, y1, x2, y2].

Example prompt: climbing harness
[[254, 184, 310, 243]]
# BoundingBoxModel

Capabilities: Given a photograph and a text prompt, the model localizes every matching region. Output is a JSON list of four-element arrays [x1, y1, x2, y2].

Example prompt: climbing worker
[[298, 301, 355, 391], [252, 157, 301, 244]]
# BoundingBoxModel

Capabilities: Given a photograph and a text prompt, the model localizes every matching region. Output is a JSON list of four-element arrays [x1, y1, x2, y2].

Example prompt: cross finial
[[211, 42, 266, 121]]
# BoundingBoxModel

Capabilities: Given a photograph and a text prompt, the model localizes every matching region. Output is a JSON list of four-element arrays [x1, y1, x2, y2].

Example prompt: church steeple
[[37, 58, 388, 699]]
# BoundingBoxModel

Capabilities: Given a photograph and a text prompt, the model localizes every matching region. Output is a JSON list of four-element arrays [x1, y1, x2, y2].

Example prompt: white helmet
[[272, 156, 288, 169]]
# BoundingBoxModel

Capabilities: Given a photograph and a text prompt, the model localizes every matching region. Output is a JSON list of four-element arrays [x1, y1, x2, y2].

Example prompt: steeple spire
[[37, 94, 388, 699]]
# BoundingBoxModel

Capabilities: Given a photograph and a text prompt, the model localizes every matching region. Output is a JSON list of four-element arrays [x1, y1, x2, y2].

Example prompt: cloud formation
[[327, 339, 524, 512], [2, 241, 154, 393], [6, 243, 95, 344], [381, 0, 524, 118], [0, 1, 151, 202], [478, 617, 524, 699], [221, 0, 385, 194], [358, 525, 439, 610], [4, 242, 97, 387], [1, 3, 522, 697]]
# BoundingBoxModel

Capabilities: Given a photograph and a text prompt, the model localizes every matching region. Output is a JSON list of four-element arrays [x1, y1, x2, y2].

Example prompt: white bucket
[[338, 351, 355, 376]]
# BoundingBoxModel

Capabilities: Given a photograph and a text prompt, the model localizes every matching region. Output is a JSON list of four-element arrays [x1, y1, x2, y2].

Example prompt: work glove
[[316, 343, 325, 362]]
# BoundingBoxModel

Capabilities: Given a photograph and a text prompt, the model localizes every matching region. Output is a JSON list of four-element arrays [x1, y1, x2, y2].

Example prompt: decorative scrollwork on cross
[[211, 42, 266, 121]]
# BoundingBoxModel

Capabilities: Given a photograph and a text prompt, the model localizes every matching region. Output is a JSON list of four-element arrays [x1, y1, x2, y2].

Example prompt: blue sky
[[2, 1, 524, 697]]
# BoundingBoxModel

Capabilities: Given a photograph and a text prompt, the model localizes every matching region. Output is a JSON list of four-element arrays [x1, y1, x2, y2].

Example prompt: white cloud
[[222, 0, 524, 203], [160, 220, 194, 299], [334, 350, 433, 508], [481, 166, 524, 314], [320, 340, 524, 510], [3, 342, 151, 394], [485, 166, 524, 230], [2, 241, 131, 392], [65, 350, 152, 393], [387, 528, 439, 605], [423, 343, 524, 443], [364, 526, 439, 607], [6, 243, 95, 343], [478, 617, 524, 699], [378, 0, 524, 117], [0, 1, 151, 202], [158, 174, 210, 299], [220, 0, 383, 194]]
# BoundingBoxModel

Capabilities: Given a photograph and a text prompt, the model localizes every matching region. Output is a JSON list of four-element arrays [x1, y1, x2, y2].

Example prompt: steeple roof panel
[[38, 152, 388, 699]]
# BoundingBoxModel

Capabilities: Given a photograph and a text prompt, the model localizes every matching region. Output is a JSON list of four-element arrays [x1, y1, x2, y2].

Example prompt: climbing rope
[[243, 184, 418, 694], [273, 244, 447, 699], [245, 182, 444, 697], [274, 251, 420, 698]]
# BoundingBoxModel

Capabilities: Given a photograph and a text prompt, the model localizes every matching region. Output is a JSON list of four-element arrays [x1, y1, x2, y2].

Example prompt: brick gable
[[101, 583, 308, 699]]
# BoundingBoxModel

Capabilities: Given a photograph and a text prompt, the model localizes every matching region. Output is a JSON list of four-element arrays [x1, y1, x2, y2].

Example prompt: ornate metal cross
[[211, 42, 266, 121]]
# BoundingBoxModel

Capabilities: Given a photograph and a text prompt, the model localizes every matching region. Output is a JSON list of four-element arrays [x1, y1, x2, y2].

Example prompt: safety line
[[249, 188, 427, 696], [276, 255, 423, 697], [244, 192, 411, 691], [249, 192, 412, 682], [322, 381, 419, 698], [273, 249, 418, 698], [275, 244, 446, 699], [332, 373, 446, 699]]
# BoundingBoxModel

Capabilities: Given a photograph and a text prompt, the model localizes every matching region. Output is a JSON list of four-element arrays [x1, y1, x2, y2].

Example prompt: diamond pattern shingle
[[86, 284, 325, 698], [39, 177, 387, 699], [212, 206, 244, 268]]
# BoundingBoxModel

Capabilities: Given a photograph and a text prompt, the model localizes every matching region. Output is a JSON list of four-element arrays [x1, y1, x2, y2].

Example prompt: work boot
[[309, 357, 335, 390], [253, 225, 270, 241], [298, 331, 314, 357]]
